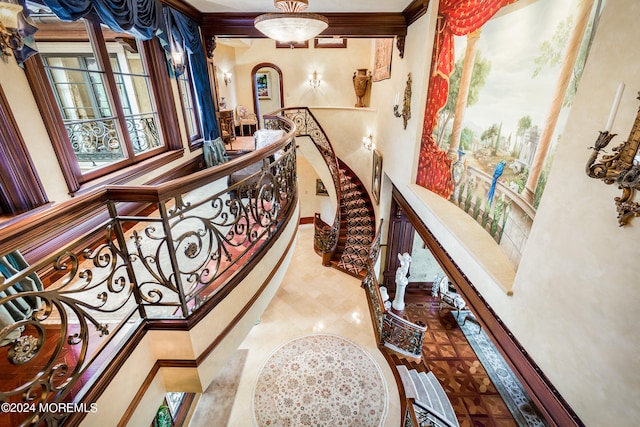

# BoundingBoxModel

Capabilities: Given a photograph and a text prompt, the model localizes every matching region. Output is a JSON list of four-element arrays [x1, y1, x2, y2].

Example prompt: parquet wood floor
[[403, 299, 519, 427]]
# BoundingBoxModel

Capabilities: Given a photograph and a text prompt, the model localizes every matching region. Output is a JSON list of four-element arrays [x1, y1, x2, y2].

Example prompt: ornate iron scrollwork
[[8, 334, 41, 365], [586, 94, 640, 225]]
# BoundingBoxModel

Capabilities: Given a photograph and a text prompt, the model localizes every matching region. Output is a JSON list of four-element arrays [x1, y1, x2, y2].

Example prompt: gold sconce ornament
[[223, 72, 232, 86], [0, 2, 23, 62], [393, 73, 412, 129], [586, 89, 640, 226]]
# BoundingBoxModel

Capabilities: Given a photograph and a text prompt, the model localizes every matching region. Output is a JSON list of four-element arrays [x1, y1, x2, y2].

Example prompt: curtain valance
[[43, 0, 162, 40]]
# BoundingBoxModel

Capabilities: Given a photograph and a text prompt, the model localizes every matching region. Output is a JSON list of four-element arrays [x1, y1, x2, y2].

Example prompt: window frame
[[24, 15, 183, 193], [0, 84, 48, 217], [176, 62, 203, 149]]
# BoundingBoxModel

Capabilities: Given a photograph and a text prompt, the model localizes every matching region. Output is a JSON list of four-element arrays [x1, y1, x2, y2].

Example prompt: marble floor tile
[[189, 224, 400, 426]]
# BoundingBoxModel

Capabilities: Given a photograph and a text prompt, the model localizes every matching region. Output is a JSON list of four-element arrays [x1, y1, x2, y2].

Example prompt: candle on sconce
[[394, 92, 400, 106], [605, 82, 625, 132]]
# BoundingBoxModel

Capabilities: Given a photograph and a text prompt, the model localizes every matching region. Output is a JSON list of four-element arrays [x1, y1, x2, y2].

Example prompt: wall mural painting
[[439, 0, 599, 206], [416, 0, 516, 199], [418, 0, 601, 267]]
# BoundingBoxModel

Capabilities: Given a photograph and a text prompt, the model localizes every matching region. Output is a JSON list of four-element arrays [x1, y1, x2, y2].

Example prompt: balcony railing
[[362, 221, 427, 359], [0, 115, 297, 426], [453, 166, 535, 267], [66, 114, 161, 166]]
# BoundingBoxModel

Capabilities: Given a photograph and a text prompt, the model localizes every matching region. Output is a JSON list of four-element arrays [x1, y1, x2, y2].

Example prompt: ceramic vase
[[352, 68, 371, 108]]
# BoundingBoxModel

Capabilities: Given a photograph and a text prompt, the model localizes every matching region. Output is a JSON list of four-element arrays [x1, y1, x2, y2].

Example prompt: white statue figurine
[[392, 252, 411, 311]]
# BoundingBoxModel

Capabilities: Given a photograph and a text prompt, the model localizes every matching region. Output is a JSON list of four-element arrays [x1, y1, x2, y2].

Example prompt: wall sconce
[[362, 134, 374, 151], [393, 73, 412, 130], [309, 70, 321, 88], [0, 2, 23, 62], [223, 72, 232, 86], [171, 47, 185, 76], [586, 84, 640, 226]]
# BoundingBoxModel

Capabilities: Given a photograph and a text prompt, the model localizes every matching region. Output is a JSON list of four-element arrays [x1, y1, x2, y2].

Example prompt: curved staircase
[[276, 107, 376, 279], [333, 160, 376, 278]]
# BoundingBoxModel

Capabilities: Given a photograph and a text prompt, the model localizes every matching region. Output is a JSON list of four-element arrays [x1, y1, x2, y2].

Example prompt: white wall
[[506, 0, 640, 423], [215, 37, 389, 214], [214, 43, 237, 109]]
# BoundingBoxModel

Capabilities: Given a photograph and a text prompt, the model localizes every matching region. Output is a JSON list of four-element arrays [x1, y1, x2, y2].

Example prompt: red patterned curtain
[[416, 0, 516, 197]]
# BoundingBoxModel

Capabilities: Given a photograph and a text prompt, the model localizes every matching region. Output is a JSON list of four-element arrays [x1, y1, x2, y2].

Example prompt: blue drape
[[7, 0, 38, 64], [162, 8, 219, 142], [43, 0, 162, 40]]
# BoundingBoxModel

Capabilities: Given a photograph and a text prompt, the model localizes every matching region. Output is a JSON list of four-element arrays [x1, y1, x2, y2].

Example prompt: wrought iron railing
[[453, 166, 535, 267], [413, 401, 456, 427], [381, 311, 427, 358], [405, 402, 418, 427], [362, 235, 427, 358], [0, 115, 297, 426], [275, 108, 342, 258], [362, 219, 428, 427], [66, 114, 161, 166], [369, 218, 384, 266]]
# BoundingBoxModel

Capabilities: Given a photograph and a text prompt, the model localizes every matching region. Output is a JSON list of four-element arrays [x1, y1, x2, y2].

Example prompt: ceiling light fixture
[[254, 0, 328, 43]]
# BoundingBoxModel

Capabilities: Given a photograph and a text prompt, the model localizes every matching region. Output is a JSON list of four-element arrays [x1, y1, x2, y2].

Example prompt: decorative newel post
[[353, 68, 371, 108], [392, 252, 411, 311]]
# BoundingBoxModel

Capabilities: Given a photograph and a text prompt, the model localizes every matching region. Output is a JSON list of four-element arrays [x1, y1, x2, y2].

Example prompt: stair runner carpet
[[334, 167, 375, 277]]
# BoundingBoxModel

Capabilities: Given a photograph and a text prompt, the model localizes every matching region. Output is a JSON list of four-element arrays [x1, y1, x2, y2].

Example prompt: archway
[[251, 63, 284, 128]]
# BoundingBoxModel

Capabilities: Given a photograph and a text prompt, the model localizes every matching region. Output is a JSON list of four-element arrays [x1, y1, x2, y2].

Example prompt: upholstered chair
[[234, 105, 258, 136]]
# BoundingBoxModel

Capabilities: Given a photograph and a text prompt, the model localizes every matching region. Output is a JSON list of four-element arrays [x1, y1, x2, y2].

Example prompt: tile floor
[[189, 224, 401, 426]]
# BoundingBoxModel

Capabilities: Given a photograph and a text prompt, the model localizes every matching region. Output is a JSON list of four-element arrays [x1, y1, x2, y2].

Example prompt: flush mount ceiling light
[[254, 0, 328, 43]]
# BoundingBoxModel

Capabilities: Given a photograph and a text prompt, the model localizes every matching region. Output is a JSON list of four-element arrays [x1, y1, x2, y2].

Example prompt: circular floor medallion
[[253, 334, 388, 426]]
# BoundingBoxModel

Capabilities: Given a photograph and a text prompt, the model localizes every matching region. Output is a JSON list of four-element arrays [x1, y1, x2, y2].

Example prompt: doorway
[[251, 63, 284, 128]]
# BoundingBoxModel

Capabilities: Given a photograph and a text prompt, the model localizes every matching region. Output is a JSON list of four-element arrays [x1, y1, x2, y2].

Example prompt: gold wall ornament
[[586, 92, 640, 226], [393, 73, 412, 129]]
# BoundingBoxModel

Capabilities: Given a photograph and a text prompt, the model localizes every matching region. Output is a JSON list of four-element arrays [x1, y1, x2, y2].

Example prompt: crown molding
[[403, 0, 431, 26], [161, 0, 202, 22], [201, 12, 407, 39]]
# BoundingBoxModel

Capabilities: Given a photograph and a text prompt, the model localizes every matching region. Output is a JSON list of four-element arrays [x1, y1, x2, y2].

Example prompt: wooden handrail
[[0, 116, 295, 257]]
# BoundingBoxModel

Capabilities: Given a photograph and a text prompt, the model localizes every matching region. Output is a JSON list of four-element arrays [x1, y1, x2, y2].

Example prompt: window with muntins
[[176, 64, 202, 146], [26, 4, 181, 189]]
